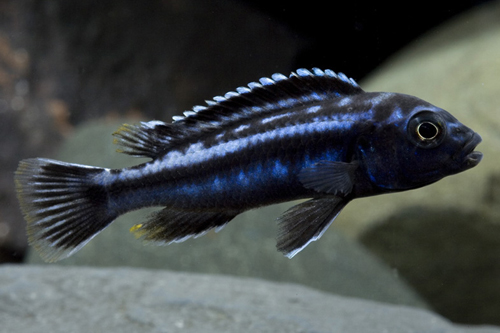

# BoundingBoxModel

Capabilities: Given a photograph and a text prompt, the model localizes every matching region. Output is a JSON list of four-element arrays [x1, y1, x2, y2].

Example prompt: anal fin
[[277, 197, 349, 258], [130, 208, 241, 244]]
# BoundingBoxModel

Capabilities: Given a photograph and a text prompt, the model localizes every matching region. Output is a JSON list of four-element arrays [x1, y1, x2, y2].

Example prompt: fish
[[14, 68, 483, 262]]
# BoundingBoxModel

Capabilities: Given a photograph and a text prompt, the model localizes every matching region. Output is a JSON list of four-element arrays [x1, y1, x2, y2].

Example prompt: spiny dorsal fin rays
[[113, 68, 363, 159], [112, 121, 173, 159], [177, 68, 361, 127]]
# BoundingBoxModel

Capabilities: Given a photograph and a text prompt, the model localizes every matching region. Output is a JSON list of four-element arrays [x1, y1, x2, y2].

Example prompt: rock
[[0, 265, 498, 333], [26, 119, 427, 309], [361, 207, 500, 326], [351, 1, 500, 325], [334, 0, 500, 237]]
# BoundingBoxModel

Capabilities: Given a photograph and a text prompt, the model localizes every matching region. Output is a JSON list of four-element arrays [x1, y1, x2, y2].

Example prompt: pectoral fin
[[298, 160, 358, 196], [276, 197, 349, 258]]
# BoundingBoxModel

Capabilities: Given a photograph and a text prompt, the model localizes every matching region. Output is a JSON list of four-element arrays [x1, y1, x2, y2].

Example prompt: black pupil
[[418, 122, 438, 139]]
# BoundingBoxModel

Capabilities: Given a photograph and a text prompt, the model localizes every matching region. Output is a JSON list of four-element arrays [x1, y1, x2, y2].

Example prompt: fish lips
[[460, 132, 483, 170]]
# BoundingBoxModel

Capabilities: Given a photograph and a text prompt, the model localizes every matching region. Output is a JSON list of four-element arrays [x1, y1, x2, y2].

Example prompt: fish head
[[357, 95, 482, 191], [403, 109, 482, 177]]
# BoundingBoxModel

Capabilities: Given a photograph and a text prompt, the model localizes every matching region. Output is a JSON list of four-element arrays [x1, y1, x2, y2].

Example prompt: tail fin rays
[[15, 158, 116, 262]]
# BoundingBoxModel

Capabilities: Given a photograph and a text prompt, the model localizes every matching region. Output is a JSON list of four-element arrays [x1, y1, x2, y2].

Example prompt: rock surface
[[355, 1, 500, 325], [0, 265, 498, 333], [361, 207, 500, 325]]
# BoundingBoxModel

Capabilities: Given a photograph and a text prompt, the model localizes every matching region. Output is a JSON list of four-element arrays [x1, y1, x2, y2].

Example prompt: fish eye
[[416, 121, 439, 141], [407, 111, 445, 148]]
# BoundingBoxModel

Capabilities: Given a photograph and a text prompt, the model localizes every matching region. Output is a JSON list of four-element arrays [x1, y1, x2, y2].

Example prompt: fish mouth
[[462, 132, 483, 169]]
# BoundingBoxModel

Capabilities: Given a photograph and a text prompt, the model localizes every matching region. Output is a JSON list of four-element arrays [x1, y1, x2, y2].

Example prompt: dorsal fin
[[112, 121, 173, 158], [113, 68, 363, 159], [174, 68, 362, 127]]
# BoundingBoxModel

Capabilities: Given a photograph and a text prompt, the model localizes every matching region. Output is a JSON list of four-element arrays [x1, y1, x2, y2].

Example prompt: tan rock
[[337, 0, 500, 236]]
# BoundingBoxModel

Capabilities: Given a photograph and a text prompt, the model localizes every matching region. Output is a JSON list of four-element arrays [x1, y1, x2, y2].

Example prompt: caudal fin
[[15, 158, 116, 262]]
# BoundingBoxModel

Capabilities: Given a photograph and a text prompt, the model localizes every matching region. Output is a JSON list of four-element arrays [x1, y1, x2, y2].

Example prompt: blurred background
[[1, 0, 499, 327]]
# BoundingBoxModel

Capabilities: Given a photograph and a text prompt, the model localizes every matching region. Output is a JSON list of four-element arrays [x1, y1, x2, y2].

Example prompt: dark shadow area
[[361, 205, 500, 325]]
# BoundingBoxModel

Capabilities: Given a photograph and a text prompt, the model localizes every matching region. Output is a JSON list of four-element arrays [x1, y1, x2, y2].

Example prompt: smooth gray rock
[[0, 265, 498, 333]]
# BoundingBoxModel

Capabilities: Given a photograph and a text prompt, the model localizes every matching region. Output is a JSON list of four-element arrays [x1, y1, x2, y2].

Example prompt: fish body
[[15, 68, 483, 262]]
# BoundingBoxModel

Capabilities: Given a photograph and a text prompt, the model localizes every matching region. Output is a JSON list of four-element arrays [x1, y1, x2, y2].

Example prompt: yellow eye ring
[[416, 121, 439, 141]]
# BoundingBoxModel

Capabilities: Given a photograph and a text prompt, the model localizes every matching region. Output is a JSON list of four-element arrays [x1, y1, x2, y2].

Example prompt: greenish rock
[[2, 265, 499, 333]]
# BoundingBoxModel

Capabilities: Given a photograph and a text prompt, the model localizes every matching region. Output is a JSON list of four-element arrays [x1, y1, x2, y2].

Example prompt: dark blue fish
[[15, 68, 483, 262]]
